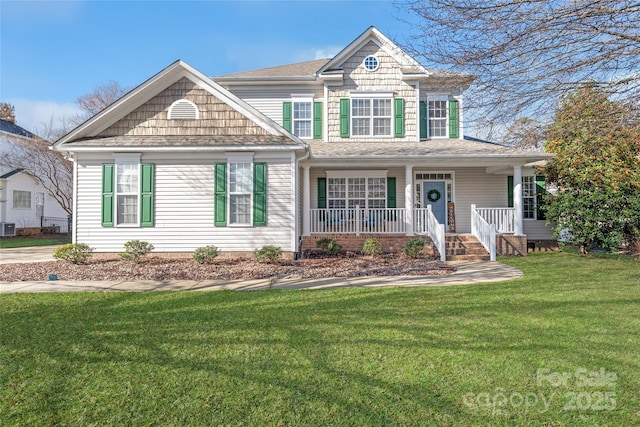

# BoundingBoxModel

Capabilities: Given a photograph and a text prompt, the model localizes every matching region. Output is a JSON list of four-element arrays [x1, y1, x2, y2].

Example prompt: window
[[293, 101, 312, 138], [228, 163, 252, 225], [102, 162, 154, 228], [116, 163, 138, 225], [214, 161, 267, 227], [327, 177, 386, 209], [428, 100, 447, 137], [13, 190, 31, 209], [352, 98, 392, 136], [363, 55, 379, 71], [522, 176, 536, 219]]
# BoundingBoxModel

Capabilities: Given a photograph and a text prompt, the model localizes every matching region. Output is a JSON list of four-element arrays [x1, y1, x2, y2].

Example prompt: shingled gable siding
[[327, 41, 417, 142], [74, 153, 296, 252], [98, 78, 272, 137]]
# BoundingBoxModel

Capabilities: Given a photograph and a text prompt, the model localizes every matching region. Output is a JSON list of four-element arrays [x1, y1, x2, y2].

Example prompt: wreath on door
[[427, 189, 442, 203]]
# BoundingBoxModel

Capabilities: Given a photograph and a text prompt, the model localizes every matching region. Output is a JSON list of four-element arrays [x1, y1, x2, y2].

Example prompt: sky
[[0, 0, 419, 134]]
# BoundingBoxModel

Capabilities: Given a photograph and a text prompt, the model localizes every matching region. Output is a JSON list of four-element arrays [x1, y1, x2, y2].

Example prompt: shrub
[[404, 238, 425, 258], [316, 238, 342, 257], [119, 240, 154, 263], [193, 245, 220, 264], [254, 245, 282, 263], [362, 238, 382, 256], [53, 243, 93, 264]]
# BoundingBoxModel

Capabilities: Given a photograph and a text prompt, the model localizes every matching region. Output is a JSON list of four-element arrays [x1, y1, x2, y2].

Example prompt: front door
[[423, 182, 446, 226]]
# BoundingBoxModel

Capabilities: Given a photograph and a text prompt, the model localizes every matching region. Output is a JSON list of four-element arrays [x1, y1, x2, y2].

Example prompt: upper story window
[[428, 100, 447, 137], [293, 101, 312, 138], [352, 98, 392, 137], [363, 55, 380, 72], [168, 99, 199, 120]]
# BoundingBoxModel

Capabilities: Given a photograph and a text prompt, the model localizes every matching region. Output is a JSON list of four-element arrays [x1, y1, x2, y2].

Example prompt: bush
[[53, 243, 93, 264], [254, 245, 282, 263], [404, 238, 425, 258], [119, 240, 154, 263], [316, 238, 342, 257], [362, 238, 382, 256], [193, 245, 220, 264]]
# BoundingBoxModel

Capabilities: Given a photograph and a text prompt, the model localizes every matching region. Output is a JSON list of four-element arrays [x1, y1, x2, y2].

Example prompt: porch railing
[[471, 204, 496, 261], [309, 207, 406, 235], [475, 207, 515, 233], [424, 206, 446, 261]]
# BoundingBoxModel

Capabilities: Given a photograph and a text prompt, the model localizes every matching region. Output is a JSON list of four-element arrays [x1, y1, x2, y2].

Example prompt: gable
[[98, 77, 272, 137], [342, 40, 404, 90]]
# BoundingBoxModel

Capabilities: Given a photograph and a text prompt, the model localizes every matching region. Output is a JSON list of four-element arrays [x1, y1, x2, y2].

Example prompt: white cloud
[[312, 47, 343, 60], [9, 99, 83, 135]]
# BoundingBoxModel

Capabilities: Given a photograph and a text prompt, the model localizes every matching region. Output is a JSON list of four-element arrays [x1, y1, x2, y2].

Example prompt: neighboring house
[[53, 27, 553, 260], [0, 119, 68, 234]]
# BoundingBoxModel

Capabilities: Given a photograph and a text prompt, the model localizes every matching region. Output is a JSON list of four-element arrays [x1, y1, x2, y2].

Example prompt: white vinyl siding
[[74, 154, 296, 252]]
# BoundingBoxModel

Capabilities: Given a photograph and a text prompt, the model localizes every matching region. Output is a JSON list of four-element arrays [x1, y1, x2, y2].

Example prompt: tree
[[504, 117, 545, 150], [75, 81, 128, 119], [0, 102, 16, 123], [544, 86, 640, 255], [400, 0, 640, 138], [1, 124, 73, 214]]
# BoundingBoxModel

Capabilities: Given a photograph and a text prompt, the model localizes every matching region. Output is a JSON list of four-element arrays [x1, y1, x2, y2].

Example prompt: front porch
[[303, 206, 524, 261]]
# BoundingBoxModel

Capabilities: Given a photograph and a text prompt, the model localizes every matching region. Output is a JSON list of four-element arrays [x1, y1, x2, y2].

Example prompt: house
[[53, 27, 554, 260], [1, 119, 69, 235]]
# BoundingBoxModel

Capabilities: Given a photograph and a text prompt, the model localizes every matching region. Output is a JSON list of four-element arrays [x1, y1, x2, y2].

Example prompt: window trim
[[226, 155, 254, 227], [427, 98, 449, 138], [291, 96, 313, 139], [363, 55, 380, 72], [325, 170, 389, 210], [522, 175, 538, 220]]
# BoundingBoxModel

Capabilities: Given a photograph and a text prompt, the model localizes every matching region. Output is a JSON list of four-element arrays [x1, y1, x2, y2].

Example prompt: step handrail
[[471, 204, 496, 261]]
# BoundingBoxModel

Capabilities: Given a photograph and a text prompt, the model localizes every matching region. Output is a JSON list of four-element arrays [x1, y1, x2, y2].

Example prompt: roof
[[0, 168, 24, 179], [217, 59, 330, 79], [0, 119, 36, 138], [306, 137, 553, 161], [66, 135, 301, 149]]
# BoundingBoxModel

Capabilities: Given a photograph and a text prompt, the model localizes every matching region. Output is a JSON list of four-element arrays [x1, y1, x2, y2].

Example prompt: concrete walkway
[[0, 245, 60, 264], [0, 260, 523, 293]]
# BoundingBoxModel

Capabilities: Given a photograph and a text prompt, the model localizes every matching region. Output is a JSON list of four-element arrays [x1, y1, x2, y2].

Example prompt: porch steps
[[445, 234, 491, 261]]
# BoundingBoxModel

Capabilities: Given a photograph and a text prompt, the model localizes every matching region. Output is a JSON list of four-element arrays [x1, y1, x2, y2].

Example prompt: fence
[[41, 216, 72, 234]]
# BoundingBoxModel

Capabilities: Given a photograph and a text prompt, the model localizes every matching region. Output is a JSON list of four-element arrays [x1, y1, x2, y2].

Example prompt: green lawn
[[0, 236, 70, 248], [1, 252, 638, 426]]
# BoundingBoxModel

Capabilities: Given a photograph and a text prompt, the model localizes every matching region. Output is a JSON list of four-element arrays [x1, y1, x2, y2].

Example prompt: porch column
[[302, 165, 310, 236], [405, 165, 414, 235], [513, 165, 524, 236]]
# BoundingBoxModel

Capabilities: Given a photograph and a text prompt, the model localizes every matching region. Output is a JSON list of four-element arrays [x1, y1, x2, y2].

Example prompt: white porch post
[[302, 165, 310, 236], [513, 165, 524, 236], [405, 165, 414, 235]]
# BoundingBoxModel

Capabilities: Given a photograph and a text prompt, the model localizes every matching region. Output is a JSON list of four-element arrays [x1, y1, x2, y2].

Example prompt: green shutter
[[507, 176, 514, 208], [101, 164, 115, 227], [140, 163, 155, 227], [282, 102, 292, 132], [313, 101, 323, 139], [419, 101, 428, 139], [339, 98, 350, 138], [214, 163, 227, 226], [536, 175, 546, 220], [449, 100, 459, 138], [386, 177, 396, 208], [253, 162, 267, 226], [317, 177, 327, 209], [394, 98, 405, 138]]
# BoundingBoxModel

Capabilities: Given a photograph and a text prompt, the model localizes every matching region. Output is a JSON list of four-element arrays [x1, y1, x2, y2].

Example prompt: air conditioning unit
[[0, 223, 16, 237]]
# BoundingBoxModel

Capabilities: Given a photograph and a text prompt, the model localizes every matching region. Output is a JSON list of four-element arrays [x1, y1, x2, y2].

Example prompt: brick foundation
[[496, 234, 527, 256]]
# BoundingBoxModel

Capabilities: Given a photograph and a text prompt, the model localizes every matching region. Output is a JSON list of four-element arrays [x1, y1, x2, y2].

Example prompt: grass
[[1, 251, 639, 426], [0, 236, 70, 248]]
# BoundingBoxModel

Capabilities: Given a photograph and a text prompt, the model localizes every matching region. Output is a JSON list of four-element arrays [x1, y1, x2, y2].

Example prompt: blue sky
[[1, 0, 417, 133]]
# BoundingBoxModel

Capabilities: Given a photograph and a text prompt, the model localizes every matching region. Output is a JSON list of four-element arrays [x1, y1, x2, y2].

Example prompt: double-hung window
[[428, 100, 447, 137], [116, 163, 139, 225], [228, 162, 252, 225], [102, 158, 154, 228], [522, 176, 537, 220], [214, 159, 267, 227], [293, 101, 312, 138], [351, 98, 392, 137]]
